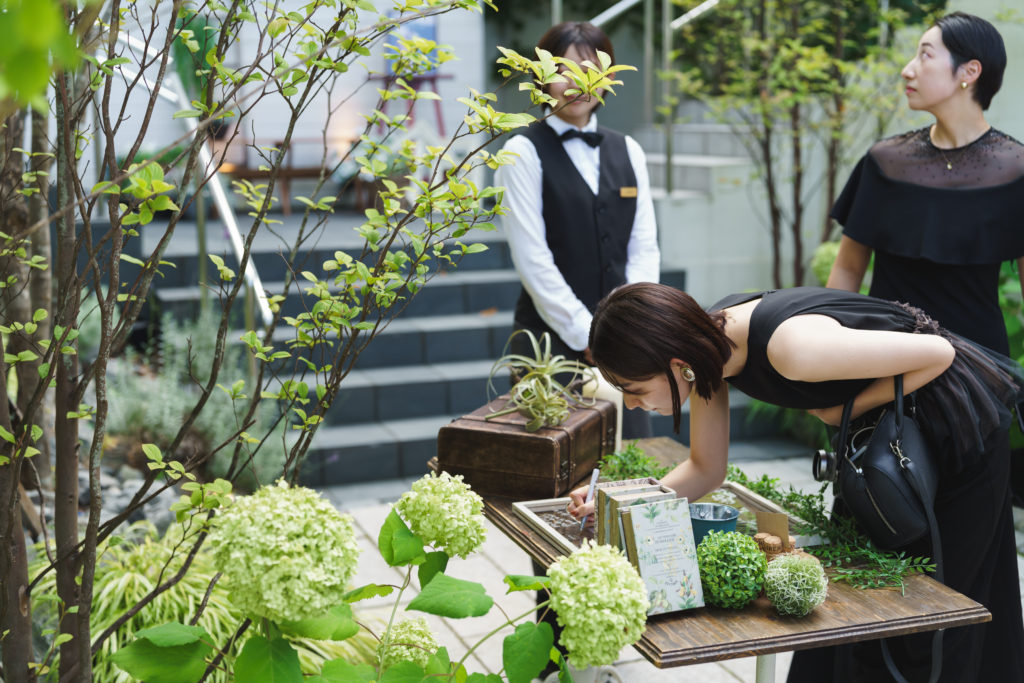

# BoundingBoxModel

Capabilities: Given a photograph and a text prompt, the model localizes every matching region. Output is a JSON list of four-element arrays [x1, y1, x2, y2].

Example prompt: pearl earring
[[681, 367, 695, 382], [961, 81, 968, 89]]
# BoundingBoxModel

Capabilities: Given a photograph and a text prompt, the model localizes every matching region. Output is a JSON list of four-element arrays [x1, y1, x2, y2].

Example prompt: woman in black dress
[[567, 283, 1024, 682], [826, 12, 1024, 501]]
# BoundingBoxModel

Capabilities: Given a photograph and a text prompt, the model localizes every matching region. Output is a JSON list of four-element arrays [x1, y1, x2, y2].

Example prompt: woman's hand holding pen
[[567, 485, 596, 523]]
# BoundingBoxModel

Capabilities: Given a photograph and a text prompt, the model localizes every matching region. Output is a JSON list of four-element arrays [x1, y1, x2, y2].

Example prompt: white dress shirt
[[495, 114, 660, 351]]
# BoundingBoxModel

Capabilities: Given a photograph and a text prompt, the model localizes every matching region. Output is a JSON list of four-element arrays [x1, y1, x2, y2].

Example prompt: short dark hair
[[934, 12, 1006, 110], [589, 283, 735, 433], [536, 21, 614, 63]]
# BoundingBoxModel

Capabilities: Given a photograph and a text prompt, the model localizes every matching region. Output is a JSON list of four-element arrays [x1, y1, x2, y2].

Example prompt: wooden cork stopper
[[753, 532, 770, 551], [787, 535, 796, 550], [763, 535, 782, 554]]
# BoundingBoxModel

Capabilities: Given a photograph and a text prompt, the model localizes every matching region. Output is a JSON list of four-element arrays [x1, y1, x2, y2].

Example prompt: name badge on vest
[[619, 186, 638, 198]]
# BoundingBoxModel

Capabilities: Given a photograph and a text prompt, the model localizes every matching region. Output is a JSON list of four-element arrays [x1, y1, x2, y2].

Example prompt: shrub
[[696, 530, 766, 609], [765, 553, 829, 616]]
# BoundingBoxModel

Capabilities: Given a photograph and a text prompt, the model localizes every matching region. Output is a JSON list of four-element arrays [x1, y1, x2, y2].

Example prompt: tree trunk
[[790, 101, 804, 286], [53, 73, 86, 682], [27, 106, 54, 488]]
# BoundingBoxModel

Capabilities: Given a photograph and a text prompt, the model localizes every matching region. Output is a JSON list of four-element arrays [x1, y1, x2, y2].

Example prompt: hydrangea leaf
[[406, 572, 493, 618], [502, 622, 553, 683], [418, 550, 449, 589], [344, 583, 395, 602], [133, 622, 211, 647], [310, 658, 377, 682], [378, 660, 425, 682], [279, 604, 359, 641], [110, 636, 211, 683], [424, 646, 454, 676], [503, 574, 549, 592], [234, 635, 302, 683], [379, 508, 426, 567]]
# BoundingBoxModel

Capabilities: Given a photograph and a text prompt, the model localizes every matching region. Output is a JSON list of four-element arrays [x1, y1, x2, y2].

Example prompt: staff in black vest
[[495, 21, 660, 439]]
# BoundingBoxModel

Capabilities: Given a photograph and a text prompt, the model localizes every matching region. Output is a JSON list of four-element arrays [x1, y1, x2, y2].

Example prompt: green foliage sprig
[[486, 329, 596, 432], [599, 440, 669, 481], [726, 466, 936, 592], [696, 530, 766, 609]]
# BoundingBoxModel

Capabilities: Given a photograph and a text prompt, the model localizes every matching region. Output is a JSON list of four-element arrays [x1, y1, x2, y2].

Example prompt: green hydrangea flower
[[547, 540, 649, 668], [395, 472, 486, 558], [765, 553, 828, 617], [208, 480, 360, 623], [377, 617, 438, 670]]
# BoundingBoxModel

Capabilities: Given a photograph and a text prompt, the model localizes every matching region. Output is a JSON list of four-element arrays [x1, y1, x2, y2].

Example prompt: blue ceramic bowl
[[689, 503, 740, 546]]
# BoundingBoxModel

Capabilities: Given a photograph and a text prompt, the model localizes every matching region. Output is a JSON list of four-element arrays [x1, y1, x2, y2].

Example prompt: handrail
[[671, 0, 720, 30], [590, 0, 643, 27], [110, 33, 274, 326]]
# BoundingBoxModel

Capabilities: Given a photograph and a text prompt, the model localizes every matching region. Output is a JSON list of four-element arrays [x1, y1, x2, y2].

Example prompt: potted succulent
[[437, 331, 617, 499]]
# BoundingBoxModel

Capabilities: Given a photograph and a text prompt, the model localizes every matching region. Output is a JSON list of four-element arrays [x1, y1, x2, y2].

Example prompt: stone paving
[[323, 456, 1024, 682]]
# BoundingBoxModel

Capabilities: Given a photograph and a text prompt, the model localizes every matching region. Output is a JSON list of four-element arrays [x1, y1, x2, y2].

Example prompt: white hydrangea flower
[[547, 540, 649, 667], [377, 617, 439, 670], [208, 480, 360, 623], [395, 472, 486, 558]]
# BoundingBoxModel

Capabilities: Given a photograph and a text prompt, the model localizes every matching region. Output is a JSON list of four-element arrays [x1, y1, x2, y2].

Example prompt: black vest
[[513, 122, 638, 341]]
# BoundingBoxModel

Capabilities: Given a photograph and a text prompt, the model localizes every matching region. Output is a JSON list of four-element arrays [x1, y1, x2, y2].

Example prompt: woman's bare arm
[[826, 236, 872, 292], [768, 314, 955, 423]]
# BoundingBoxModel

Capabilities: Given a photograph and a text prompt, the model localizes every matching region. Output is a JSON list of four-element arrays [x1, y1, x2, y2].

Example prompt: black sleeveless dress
[[709, 287, 1024, 682]]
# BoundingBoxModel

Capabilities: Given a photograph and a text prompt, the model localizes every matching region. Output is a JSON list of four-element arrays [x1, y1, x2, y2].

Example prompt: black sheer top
[[831, 128, 1024, 354]]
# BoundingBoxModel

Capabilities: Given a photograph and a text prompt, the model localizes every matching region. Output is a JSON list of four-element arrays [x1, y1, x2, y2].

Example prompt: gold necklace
[[936, 145, 963, 171], [931, 127, 990, 171]]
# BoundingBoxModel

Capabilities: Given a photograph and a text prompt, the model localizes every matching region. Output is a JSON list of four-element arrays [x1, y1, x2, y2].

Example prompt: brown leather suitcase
[[437, 395, 617, 499]]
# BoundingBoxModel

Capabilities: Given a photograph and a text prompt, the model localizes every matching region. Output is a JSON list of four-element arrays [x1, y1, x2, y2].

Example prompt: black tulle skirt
[[894, 302, 1024, 473]]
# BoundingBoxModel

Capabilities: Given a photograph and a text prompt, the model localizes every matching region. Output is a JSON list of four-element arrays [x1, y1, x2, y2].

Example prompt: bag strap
[[878, 374, 944, 683]]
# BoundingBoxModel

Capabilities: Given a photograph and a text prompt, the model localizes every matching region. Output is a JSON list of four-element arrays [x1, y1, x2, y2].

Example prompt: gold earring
[[961, 81, 968, 89], [681, 367, 695, 382]]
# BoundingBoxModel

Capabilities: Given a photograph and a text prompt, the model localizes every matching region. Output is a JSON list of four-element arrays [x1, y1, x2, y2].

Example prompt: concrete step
[[633, 122, 751, 159], [314, 359, 507, 427], [155, 268, 524, 322], [644, 153, 751, 194], [256, 309, 517, 371]]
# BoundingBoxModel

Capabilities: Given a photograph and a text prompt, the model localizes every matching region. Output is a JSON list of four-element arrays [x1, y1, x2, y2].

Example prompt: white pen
[[578, 467, 600, 531]]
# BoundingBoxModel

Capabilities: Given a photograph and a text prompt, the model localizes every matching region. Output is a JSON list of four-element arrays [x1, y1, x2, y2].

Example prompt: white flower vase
[[541, 664, 623, 683]]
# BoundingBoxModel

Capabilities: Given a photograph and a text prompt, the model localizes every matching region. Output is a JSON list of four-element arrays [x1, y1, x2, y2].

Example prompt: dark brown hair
[[536, 21, 614, 95], [589, 283, 735, 433]]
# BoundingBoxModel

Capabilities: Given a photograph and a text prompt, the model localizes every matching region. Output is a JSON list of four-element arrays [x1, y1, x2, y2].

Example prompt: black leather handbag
[[823, 375, 941, 550], [813, 374, 944, 683]]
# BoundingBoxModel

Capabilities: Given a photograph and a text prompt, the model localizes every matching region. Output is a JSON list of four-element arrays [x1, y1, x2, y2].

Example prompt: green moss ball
[[696, 530, 766, 609], [765, 553, 829, 617]]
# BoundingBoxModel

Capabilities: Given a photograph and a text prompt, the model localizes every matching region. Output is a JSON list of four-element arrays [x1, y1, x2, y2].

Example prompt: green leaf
[[234, 636, 302, 683], [377, 509, 426, 567], [344, 584, 395, 602], [407, 573, 493, 618], [110, 627, 212, 683], [378, 661, 424, 682], [466, 674, 504, 682], [142, 443, 163, 462], [134, 622, 210, 647], [502, 622, 553, 683], [418, 551, 448, 589], [503, 575, 549, 593], [311, 658, 377, 682], [279, 604, 359, 641], [0, 427, 14, 443]]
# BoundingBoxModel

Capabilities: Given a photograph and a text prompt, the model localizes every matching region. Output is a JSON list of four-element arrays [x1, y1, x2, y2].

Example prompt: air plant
[[486, 329, 596, 432]]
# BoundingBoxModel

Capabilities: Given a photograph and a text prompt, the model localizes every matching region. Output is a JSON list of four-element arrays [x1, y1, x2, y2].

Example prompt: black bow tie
[[560, 129, 603, 147]]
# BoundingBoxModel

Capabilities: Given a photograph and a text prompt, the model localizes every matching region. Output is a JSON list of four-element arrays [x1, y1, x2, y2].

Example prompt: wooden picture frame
[[510, 480, 812, 557]]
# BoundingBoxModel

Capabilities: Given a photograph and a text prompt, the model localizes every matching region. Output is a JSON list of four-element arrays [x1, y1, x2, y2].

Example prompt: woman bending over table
[[567, 283, 1024, 682]]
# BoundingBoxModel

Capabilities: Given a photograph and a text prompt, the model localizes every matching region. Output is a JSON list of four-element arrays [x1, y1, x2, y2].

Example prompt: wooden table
[[479, 438, 990, 682]]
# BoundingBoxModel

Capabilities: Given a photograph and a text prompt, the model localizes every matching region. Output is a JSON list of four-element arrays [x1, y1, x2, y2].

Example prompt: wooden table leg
[[755, 653, 776, 683]]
